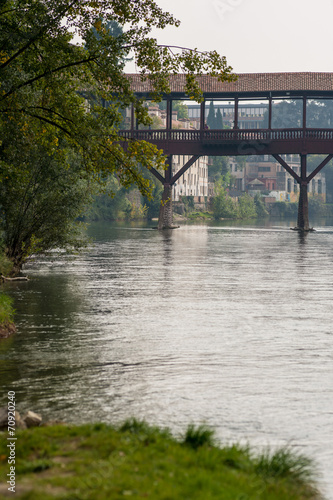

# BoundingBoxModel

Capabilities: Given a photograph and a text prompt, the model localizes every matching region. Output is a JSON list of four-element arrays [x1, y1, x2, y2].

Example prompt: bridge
[[119, 72, 333, 230]]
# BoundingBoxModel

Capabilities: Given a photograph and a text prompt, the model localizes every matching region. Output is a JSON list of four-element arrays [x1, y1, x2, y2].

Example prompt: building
[[172, 155, 209, 202], [229, 154, 326, 201]]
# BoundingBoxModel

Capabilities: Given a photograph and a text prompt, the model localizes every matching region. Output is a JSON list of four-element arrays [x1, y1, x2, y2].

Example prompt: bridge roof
[[127, 72, 333, 98]]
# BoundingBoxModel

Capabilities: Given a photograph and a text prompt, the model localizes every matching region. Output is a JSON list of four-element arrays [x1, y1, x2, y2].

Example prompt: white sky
[[127, 0, 333, 74]]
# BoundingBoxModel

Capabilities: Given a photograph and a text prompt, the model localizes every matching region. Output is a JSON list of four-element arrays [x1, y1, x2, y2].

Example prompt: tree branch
[[0, 0, 78, 71], [1, 55, 99, 101]]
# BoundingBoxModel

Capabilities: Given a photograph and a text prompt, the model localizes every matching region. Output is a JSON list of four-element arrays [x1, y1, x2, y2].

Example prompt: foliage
[[142, 180, 163, 219], [212, 184, 238, 219], [207, 101, 216, 129], [321, 161, 333, 203], [254, 193, 269, 218], [172, 100, 189, 120], [308, 195, 330, 217], [0, 0, 236, 269], [0, 422, 321, 499], [238, 193, 257, 219], [209, 156, 229, 180], [254, 447, 316, 483], [0, 0, 235, 192], [0, 291, 14, 324], [0, 248, 13, 276], [235, 156, 247, 171], [179, 195, 195, 214], [272, 201, 298, 218], [0, 136, 93, 273], [264, 98, 333, 130], [182, 424, 215, 449], [216, 107, 223, 129], [86, 176, 132, 221], [213, 179, 266, 220]]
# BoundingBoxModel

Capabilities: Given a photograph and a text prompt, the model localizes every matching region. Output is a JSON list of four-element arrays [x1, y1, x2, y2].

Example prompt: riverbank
[[0, 293, 15, 339], [0, 420, 322, 499]]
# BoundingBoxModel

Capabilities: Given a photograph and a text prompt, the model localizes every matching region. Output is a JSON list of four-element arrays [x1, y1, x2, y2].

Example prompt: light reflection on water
[[1, 219, 333, 498]]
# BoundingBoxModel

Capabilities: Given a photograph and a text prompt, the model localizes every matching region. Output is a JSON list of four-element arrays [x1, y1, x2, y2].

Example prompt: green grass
[[0, 292, 14, 325], [187, 211, 213, 220], [0, 420, 323, 499]]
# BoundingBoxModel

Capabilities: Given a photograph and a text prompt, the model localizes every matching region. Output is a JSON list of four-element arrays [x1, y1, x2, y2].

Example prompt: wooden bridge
[[118, 72, 333, 230]]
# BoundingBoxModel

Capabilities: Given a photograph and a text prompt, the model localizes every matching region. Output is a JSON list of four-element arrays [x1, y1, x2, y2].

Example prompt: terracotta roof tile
[[127, 72, 333, 94]]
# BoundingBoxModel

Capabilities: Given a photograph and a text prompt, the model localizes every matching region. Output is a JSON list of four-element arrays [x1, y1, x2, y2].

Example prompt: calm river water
[[1, 219, 333, 497]]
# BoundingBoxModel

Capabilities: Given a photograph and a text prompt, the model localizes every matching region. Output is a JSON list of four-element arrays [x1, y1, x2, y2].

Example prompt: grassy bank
[[0, 292, 15, 338], [0, 420, 322, 499]]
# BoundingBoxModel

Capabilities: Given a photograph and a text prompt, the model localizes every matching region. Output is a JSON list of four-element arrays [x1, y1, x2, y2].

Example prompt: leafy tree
[[85, 176, 132, 221], [0, 134, 92, 274], [209, 156, 229, 180], [142, 179, 164, 220], [254, 193, 269, 218], [238, 193, 257, 219], [0, 0, 235, 188], [212, 181, 238, 219], [172, 101, 189, 120], [0, 0, 235, 269]]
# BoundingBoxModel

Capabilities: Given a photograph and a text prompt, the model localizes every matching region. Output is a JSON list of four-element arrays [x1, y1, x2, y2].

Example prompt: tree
[[212, 181, 238, 219], [0, 0, 236, 269], [172, 101, 189, 120], [0, 0, 235, 186], [215, 107, 223, 129], [207, 101, 216, 129], [238, 193, 257, 219], [254, 193, 269, 218], [209, 156, 229, 180], [0, 133, 93, 274]]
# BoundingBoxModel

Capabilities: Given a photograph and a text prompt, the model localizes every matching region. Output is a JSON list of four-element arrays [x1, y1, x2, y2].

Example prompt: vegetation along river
[[1, 219, 333, 498]]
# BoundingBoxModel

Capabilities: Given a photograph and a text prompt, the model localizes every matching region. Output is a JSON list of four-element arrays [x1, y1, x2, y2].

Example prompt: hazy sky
[[128, 0, 333, 74]]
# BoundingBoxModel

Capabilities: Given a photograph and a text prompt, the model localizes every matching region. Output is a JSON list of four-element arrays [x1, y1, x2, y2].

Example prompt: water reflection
[[1, 219, 333, 498]]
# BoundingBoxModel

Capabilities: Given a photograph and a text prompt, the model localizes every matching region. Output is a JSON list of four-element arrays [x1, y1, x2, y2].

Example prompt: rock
[[23, 410, 42, 428], [15, 411, 27, 429], [0, 407, 27, 430]]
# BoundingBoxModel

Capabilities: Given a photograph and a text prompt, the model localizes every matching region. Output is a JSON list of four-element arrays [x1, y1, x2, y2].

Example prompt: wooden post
[[234, 97, 239, 129], [166, 98, 172, 131]]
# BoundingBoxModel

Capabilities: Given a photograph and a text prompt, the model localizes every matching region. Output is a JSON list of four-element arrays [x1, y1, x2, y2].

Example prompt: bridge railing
[[117, 128, 333, 142]]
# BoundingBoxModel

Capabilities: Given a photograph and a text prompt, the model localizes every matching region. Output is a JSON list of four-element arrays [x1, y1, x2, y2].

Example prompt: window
[[258, 166, 271, 172]]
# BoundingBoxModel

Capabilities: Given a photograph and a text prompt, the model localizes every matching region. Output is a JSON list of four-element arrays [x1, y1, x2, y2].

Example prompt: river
[[1, 219, 333, 498]]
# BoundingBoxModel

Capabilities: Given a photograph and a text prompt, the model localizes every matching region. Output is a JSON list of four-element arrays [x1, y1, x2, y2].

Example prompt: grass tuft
[[182, 424, 216, 450], [254, 447, 316, 483]]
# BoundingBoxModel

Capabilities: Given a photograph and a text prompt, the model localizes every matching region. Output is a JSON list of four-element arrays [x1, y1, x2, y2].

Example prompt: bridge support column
[[158, 184, 174, 230], [296, 155, 310, 231], [297, 183, 310, 231], [157, 155, 178, 230]]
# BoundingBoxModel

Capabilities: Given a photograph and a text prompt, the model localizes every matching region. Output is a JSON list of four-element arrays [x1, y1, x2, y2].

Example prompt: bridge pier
[[157, 155, 179, 230], [295, 154, 311, 231], [155, 154, 201, 230], [297, 183, 310, 231], [158, 184, 175, 230]]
